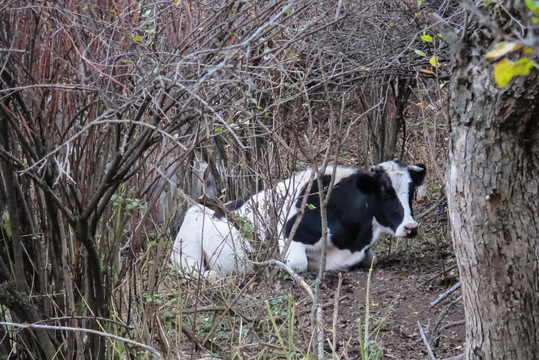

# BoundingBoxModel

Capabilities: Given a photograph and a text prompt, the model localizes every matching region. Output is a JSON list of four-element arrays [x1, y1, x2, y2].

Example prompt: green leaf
[[306, 203, 316, 210], [420, 34, 433, 42], [494, 57, 533, 88], [132, 35, 143, 42], [525, 0, 539, 13], [414, 49, 427, 57], [429, 56, 439, 67], [142, 9, 152, 17]]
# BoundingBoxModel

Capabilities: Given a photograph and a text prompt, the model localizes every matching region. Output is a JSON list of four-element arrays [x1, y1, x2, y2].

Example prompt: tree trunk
[[447, 23, 539, 360]]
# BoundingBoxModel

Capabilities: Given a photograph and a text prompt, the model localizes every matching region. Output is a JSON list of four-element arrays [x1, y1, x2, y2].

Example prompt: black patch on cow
[[354, 172, 378, 194], [410, 163, 427, 186], [285, 175, 331, 245], [285, 172, 383, 253], [212, 199, 246, 219], [407, 163, 426, 218]]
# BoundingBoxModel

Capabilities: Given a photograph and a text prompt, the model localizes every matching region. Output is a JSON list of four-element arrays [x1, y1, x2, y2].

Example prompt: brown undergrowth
[[131, 203, 463, 360]]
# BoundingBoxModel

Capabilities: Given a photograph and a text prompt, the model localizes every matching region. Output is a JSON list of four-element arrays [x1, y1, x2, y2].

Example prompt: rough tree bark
[[446, 4, 539, 359]]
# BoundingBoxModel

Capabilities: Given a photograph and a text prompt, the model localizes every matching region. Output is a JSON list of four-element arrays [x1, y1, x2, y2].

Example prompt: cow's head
[[358, 160, 426, 238]]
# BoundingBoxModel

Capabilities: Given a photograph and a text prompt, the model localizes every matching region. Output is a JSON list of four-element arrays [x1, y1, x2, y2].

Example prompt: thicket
[[0, 0, 460, 358]]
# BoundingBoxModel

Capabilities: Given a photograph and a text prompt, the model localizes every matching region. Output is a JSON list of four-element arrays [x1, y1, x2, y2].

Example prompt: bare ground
[[165, 213, 464, 360]]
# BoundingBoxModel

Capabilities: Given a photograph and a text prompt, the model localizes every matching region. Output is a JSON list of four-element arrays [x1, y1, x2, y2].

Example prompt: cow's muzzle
[[403, 222, 418, 237]]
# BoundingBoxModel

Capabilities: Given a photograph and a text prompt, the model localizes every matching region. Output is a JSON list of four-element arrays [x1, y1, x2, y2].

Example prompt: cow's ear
[[409, 164, 426, 186], [356, 173, 378, 194]]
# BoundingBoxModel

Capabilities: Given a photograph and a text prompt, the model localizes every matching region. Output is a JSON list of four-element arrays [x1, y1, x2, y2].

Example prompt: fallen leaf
[[485, 42, 522, 60], [420, 69, 435, 75]]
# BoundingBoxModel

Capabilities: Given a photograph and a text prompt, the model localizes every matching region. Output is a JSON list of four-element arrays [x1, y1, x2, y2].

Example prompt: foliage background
[[0, 0, 461, 358]]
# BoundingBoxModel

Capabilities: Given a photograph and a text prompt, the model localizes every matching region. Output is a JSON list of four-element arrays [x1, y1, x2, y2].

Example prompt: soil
[[291, 262, 465, 360], [171, 217, 465, 360]]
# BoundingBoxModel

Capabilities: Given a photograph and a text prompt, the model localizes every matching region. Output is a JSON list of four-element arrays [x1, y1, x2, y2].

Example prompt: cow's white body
[[171, 167, 315, 276]]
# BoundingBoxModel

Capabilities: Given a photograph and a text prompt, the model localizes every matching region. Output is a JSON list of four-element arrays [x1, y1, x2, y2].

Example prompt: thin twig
[[438, 319, 465, 333], [443, 354, 464, 360], [420, 264, 458, 286], [0, 322, 164, 360], [418, 322, 437, 360], [43, 316, 133, 330], [297, 296, 347, 316], [430, 282, 461, 308], [432, 295, 463, 337], [252, 259, 314, 300], [331, 273, 343, 359]]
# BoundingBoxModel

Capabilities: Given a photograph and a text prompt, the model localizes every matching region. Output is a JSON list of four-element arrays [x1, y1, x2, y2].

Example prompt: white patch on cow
[[376, 161, 419, 237], [281, 239, 309, 272], [305, 242, 368, 271], [170, 204, 253, 276], [302, 229, 366, 271], [170, 166, 352, 276]]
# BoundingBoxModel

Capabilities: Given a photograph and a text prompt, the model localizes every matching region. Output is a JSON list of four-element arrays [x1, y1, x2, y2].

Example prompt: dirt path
[[296, 265, 464, 359]]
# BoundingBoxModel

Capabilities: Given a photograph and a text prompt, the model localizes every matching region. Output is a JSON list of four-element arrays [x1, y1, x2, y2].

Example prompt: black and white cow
[[170, 160, 426, 277]]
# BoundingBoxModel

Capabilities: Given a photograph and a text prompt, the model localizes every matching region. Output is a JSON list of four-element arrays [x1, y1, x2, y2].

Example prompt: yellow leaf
[[524, 47, 534, 54], [413, 311, 419, 315], [416, 102, 425, 108], [429, 56, 439, 67], [485, 42, 522, 60], [494, 57, 533, 87], [420, 69, 435, 75], [421, 34, 433, 42]]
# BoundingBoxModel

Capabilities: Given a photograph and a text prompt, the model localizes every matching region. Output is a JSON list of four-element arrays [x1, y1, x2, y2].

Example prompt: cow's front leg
[[281, 240, 308, 273], [359, 249, 377, 268]]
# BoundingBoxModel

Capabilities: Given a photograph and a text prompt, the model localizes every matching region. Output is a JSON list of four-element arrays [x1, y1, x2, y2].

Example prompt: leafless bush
[[0, 0, 461, 358]]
